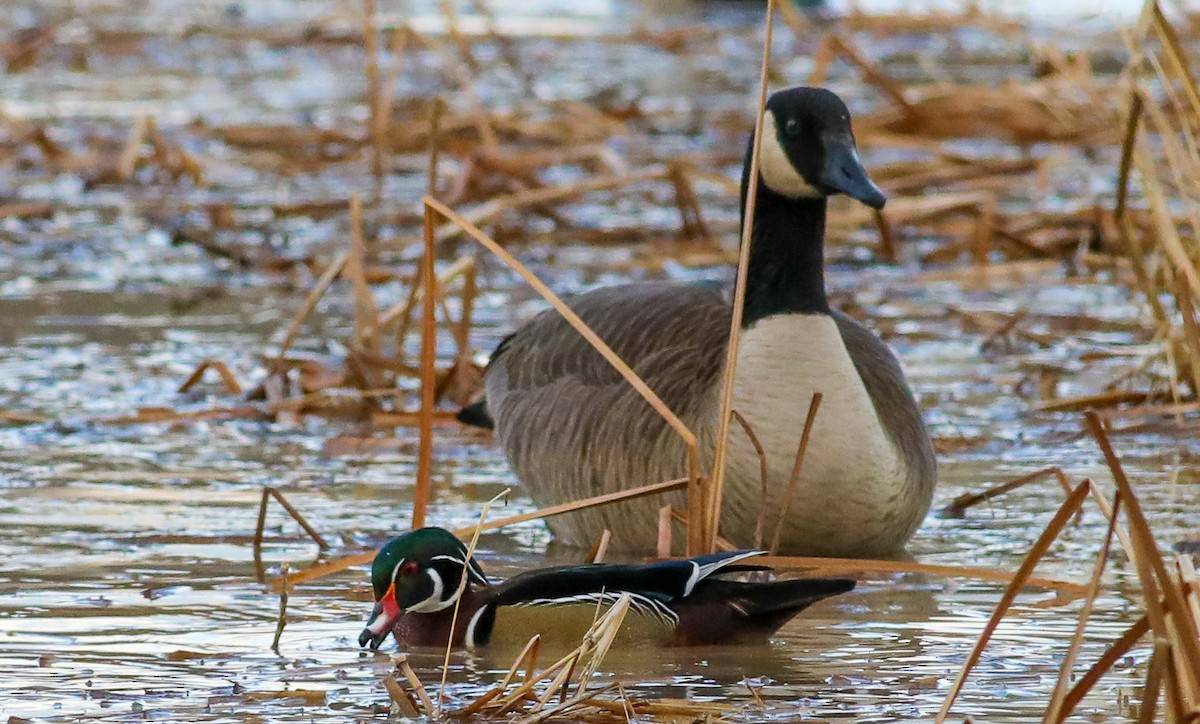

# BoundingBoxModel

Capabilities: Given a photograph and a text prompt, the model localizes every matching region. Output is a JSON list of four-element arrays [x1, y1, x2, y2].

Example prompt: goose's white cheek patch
[[759, 110, 822, 199]]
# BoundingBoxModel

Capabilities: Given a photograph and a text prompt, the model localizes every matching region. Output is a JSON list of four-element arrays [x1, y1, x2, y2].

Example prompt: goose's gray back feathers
[[484, 281, 935, 556]]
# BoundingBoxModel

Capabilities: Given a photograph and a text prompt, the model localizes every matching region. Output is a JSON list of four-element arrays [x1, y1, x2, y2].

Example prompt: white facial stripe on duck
[[758, 110, 823, 200]]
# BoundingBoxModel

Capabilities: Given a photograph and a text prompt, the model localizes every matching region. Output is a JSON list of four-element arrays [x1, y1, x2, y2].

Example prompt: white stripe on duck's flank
[[727, 314, 906, 549], [465, 604, 492, 649], [758, 110, 823, 200]]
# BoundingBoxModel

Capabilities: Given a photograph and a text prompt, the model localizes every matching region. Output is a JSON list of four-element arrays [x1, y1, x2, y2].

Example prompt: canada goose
[[460, 86, 936, 558]]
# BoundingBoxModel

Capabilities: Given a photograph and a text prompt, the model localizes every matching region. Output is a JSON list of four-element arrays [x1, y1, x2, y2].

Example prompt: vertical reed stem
[[414, 203, 438, 529], [706, 0, 777, 553]]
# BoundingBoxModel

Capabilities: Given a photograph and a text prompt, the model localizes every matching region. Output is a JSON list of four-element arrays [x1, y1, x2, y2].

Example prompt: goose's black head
[[747, 86, 885, 209], [358, 527, 489, 650]]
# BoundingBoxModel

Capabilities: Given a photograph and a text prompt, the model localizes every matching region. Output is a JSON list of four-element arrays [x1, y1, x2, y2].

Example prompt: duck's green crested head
[[751, 86, 886, 210], [359, 527, 490, 650]]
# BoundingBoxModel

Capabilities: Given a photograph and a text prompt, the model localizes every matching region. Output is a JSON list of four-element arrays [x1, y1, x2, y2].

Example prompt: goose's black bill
[[456, 398, 494, 429], [820, 137, 886, 209]]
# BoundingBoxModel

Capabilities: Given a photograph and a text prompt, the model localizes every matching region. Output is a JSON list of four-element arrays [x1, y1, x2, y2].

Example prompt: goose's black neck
[[738, 181, 830, 327]]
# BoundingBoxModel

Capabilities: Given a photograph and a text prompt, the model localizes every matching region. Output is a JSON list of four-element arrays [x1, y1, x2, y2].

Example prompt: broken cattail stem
[[396, 653, 434, 713], [382, 674, 421, 718], [585, 529, 611, 564], [347, 195, 380, 356], [657, 505, 673, 558]]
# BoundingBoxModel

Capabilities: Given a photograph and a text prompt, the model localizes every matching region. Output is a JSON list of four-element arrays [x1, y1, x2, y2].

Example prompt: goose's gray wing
[[832, 311, 936, 504], [482, 281, 730, 548], [486, 281, 731, 423]]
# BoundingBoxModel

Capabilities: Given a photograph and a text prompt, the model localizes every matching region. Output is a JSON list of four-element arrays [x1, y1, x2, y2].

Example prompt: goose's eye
[[400, 561, 419, 576], [783, 118, 801, 137]]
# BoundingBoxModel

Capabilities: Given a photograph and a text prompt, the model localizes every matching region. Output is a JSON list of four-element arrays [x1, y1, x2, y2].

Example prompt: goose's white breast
[[725, 314, 905, 533]]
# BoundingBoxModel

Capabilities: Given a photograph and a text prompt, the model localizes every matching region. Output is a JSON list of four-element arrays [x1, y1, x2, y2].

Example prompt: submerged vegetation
[[2, 0, 1200, 720]]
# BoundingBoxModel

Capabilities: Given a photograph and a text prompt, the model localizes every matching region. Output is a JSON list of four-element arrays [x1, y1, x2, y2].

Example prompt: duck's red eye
[[400, 561, 419, 576]]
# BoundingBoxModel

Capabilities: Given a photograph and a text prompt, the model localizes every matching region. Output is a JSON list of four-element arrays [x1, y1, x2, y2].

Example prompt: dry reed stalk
[[271, 563, 289, 652], [1034, 389, 1159, 412], [421, 166, 668, 247], [730, 410, 769, 549], [940, 465, 1074, 517], [437, 489, 509, 716], [177, 359, 242, 395], [438, 0, 478, 72], [116, 115, 149, 179], [1044, 489, 1122, 723], [276, 477, 689, 590], [1094, 398, 1200, 422], [363, 0, 382, 185], [422, 195, 705, 552], [382, 674, 421, 717], [413, 202, 438, 530], [1057, 614, 1151, 716], [708, 0, 777, 554], [935, 481, 1092, 722], [276, 250, 350, 361], [585, 529, 611, 564], [426, 95, 444, 197], [666, 161, 710, 242], [873, 209, 897, 262], [1085, 411, 1200, 696], [397, 653, 434, 713], [101, 405, 263, 425], [464, 0, 527, 90], [519, 682, 619, 724], [656, 505, 672, 558], [347, 196, 381, 356], [825, 34, 914, 117], [253, 487, 331, 553], [768, 392, 822, 555], [383, 255, 471, 349]]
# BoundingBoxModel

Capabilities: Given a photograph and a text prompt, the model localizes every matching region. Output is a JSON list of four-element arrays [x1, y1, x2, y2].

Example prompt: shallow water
[[2, 1, 1197, 721]]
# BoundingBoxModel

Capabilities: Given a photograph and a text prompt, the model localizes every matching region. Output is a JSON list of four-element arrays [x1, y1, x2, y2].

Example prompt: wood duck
[[358, 527, 855, 650]]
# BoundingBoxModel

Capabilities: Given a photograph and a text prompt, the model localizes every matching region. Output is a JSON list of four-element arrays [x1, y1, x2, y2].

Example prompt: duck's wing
[[484, 281, 732, 423], [490, 550, 765, 606]]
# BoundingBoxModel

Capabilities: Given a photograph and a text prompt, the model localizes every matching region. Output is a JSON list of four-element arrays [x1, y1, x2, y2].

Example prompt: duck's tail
[[673, 577, 854, 645]]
